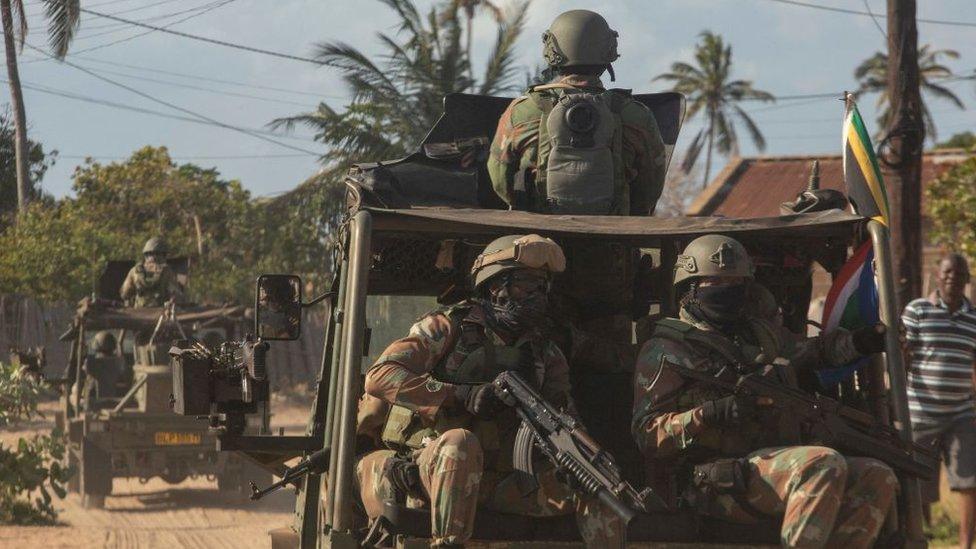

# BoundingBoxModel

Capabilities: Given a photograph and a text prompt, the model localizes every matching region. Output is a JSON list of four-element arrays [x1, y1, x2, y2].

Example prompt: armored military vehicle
[[171, 92, 930, 547], [58, 296, 270, 509]]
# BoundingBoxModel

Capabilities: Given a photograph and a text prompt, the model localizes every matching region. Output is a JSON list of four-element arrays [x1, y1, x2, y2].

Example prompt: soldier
[[355, 235, 623, 547], [487, 9, 667, 216], [631, 235, 897, 548], [83, 331, 124, 402], [120, 237, 184, 308]]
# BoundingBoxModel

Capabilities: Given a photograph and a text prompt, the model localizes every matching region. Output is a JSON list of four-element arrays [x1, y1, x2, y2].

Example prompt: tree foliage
[[926, 157, 976, 260], [0, 146, 332, 304], [936, 131, 976, 151], [0, 361, 71, 525], [655, 31, 775, 187], [0, 110, 56, 223], [854, 45, 964, 142], [271, 0, 528, 176]]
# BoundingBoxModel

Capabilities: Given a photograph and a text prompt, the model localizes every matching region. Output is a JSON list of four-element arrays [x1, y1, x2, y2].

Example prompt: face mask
[[485, 274, 550, 333], [687, 283, 748, 327]]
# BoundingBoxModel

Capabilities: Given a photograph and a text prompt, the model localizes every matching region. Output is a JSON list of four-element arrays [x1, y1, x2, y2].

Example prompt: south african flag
[[843, 93, 891, 225]]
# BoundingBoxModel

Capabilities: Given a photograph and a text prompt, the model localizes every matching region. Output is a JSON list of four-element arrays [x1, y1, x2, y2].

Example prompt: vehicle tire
[[66, 446, 80, 494], [82, 493, 105, 510], [80, 438, 112, 506]]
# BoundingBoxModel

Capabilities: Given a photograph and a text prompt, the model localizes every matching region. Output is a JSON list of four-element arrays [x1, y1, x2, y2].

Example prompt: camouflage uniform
[[487, 73, 667, 216], [120, 262, 183, 308], [631, 307, 898, 548], [355, 302, 624, 547]]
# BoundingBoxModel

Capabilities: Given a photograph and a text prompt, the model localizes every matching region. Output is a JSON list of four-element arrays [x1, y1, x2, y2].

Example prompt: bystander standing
[[903, 254, 976, 548]]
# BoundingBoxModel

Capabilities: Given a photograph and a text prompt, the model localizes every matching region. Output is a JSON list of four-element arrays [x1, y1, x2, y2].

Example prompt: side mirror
[[255, 274, 302, 341]]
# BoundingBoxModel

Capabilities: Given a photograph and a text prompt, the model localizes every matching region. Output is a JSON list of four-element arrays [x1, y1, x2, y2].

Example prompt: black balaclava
[[482, 271, 550, 334], [682, 280, 749, 329]]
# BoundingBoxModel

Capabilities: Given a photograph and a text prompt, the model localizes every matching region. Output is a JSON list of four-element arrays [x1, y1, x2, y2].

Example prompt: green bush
[[0, 433, 71, 524], [0, 361, 72, 524]]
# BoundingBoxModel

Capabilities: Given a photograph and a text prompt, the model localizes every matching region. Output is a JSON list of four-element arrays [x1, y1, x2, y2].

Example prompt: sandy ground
[[0, 395, 312, 548]]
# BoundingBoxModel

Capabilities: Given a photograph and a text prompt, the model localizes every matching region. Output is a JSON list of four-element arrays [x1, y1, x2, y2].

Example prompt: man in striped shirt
[[902, 254, 976, 547]]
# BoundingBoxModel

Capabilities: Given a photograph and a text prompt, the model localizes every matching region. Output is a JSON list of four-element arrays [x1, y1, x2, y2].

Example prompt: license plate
[[154, 432, 202, 446]]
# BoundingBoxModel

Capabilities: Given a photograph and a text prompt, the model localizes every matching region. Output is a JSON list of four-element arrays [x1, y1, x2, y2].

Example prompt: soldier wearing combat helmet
[[487, 9, 666, 216], [120, 237, 185, 308], [353, 235, 623, 547], [631, 234, 897, 548]]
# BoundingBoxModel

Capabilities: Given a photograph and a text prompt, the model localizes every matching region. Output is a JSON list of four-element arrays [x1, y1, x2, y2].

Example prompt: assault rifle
[[249, 447, 330, 500], [493, 371, 667, 524], [663, 358, 937, 480]]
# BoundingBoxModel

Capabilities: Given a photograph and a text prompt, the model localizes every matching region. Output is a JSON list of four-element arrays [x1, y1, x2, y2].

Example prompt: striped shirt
[[902, 296, 976, 430]]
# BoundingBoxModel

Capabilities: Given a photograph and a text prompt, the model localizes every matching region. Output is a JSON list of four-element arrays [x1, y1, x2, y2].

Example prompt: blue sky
[[14, 0, 976, 199]]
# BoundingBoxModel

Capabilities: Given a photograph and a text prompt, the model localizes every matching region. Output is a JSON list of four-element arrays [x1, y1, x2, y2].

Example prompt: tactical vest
[[529, 84, 628, 215], [381, 303, 543, 464], [650, 317, 802, 459], [132, 263, 172, 308]]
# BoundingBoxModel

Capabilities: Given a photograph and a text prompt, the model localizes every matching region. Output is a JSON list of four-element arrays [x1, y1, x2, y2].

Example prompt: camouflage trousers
[[695, 446, 898, 549], [356, 428, 624, 547]]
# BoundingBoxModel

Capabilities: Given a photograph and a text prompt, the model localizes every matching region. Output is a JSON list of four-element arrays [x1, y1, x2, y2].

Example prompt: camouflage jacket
[[357, 301, 574, 467], [487, 74, 667, 216], [120, 262, 184, 308], [631, 308, 863, 462]]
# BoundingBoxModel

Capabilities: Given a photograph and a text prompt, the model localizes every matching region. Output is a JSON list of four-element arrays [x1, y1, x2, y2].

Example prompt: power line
[[59, 62, 319, 108], [24, 42, 321, 155], [64, 54, 343, 99], [69, 1, 235, 40], [759, 0, 976, 28], [67, 0, 238, 56], [79, 6, 322, 64], [57, 153, 312, 160], [861, 0, 887, 40], [11, 77, 319, 143]]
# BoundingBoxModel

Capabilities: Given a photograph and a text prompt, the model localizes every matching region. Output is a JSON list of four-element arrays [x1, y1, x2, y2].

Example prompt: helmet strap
[[607, 64, 616, 82]]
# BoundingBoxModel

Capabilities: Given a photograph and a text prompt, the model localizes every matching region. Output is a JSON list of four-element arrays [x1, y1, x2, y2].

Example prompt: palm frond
[[43, 0, 79, 58], [479, 1, 528, 95], [733, 105, 766, 151], [681, 129, 706, 173]]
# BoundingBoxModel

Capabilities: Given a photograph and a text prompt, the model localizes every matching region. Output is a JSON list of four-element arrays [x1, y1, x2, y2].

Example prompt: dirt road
[[0, 397, 310, 548]]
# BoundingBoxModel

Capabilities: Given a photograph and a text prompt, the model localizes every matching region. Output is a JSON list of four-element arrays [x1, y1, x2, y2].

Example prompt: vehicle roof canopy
[[70, 299, 247, 333], [365, 207, 864, 243]]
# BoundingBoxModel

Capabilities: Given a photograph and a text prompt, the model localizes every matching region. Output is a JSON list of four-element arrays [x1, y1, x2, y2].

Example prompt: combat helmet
[[674, 235, 755, 287], [470, 234, 566, 291], [91, 331, 117, 354], [142, 236, 168, 256], [542, 10, 619, 73]]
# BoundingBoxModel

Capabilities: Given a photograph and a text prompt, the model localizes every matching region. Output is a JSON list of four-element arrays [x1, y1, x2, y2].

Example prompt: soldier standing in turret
[[487, 10, 669, 348], [120, 237, 184, 308], [487, 9, 666, 216]]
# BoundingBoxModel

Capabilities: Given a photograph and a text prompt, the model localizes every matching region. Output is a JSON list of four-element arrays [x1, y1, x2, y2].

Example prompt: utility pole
[[883, 0, 924, 311]]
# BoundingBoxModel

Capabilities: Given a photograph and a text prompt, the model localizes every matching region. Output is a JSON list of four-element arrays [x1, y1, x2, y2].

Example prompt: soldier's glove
[[852, 324, 887, 355], [454, 383, 506, 419], [383, 456, 422, 500], [700, 395, 756, 427]]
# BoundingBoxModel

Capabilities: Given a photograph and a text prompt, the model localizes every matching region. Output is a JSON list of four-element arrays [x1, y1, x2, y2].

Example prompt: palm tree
[[442, 0, 503, 84], [1, 0, 79, 213], [655, 31, 775, 187], [271, 0, 528, 174], [854, 45, 964, 142]]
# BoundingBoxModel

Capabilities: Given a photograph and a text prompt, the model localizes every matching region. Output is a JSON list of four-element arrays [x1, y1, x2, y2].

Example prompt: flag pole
[[845, 90, 925, 545]]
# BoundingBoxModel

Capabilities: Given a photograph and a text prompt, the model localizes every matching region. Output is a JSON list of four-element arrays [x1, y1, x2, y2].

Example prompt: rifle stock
[[493, 371, 666, 523]]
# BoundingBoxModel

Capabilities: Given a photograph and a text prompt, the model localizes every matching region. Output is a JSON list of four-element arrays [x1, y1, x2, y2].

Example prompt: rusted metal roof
[[687, 149, 973, 217]]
